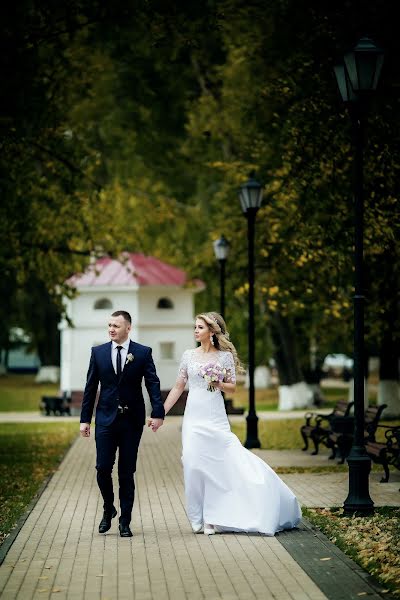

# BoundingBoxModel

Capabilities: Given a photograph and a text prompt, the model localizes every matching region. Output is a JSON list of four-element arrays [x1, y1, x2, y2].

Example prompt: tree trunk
[[271, 313, 313, 410], [37, 326, 60, 366], [378, 331, 400, 417]]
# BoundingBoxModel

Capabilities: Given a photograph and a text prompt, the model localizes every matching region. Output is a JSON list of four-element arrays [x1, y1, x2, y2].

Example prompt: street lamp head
[[213, 235, 230, 261], [334, 63, 358, 103], [238, 176, 263, 214], [344, 37, 384, 93]]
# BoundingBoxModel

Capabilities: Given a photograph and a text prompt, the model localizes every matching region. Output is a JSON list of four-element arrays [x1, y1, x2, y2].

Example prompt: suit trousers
[[95, 415, 143, 524]]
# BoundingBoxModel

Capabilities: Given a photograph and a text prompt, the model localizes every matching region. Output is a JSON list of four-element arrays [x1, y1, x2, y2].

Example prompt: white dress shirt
[[111, 339, 130, 374]]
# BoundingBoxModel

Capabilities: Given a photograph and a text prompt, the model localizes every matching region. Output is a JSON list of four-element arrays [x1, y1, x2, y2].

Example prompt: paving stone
[[1, 416, 397, 599]]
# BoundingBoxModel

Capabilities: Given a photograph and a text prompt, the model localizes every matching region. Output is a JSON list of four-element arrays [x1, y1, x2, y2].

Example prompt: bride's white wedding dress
[[179, 349, 302, 535]]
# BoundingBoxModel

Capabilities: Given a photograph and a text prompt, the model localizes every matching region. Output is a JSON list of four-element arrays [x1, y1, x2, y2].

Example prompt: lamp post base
[[244, 413, 261, 449], [343, 446, 374, 515]]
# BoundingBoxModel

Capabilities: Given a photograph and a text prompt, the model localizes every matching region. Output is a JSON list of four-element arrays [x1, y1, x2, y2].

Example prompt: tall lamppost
[[238, 176, 263, 449], [334, 37, 384, 515], [213, 235, 230, 319]]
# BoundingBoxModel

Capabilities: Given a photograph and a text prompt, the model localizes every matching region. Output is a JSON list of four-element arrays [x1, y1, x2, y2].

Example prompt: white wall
[[68, 288, 139, 328], [60, 285, 198, 393], [137, 287, 194, 325], [137, 287, 195, 388]]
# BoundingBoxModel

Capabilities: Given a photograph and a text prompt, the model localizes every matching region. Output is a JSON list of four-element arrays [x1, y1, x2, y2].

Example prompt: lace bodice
[[178, 349, 236, 391]]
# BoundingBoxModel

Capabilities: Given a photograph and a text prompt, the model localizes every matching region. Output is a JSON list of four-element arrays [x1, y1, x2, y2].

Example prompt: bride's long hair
[[196, 312, 245, 373]]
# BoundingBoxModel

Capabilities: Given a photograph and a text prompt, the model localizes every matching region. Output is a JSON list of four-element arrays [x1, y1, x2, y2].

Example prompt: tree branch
[[29, 141, 102, 190]]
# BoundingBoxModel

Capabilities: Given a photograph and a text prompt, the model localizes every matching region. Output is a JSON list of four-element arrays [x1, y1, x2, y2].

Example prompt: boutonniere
[[126, 353, 134, 364]]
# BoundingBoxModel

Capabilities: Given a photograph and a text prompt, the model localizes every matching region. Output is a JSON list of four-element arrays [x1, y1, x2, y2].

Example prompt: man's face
[[108, 315, 131, 344]]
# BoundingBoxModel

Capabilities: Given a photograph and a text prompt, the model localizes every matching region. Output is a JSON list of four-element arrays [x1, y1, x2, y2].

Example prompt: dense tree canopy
[[1, 0, 399, 376]]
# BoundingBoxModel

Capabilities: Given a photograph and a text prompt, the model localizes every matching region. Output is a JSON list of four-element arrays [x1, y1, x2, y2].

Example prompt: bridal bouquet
[[199, 362, 226, 392]]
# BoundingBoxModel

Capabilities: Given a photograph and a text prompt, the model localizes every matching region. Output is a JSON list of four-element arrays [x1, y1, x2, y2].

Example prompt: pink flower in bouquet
[[199, 362, 226, 392]]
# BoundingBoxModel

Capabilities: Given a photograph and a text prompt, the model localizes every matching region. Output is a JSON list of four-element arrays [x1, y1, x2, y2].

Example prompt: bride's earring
[[210, 335, 214, 346]]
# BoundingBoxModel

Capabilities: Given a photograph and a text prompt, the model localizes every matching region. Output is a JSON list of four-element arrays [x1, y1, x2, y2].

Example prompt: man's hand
[[80, 423, 91, 437], [147, 418, 164, 432]]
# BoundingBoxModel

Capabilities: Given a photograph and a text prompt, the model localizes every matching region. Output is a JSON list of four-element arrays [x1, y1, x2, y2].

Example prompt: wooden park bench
[[365, 425, 400, 483], [326, 404, 387, 464], [40, 394, 71, 416], [300, 400, 354, 455]]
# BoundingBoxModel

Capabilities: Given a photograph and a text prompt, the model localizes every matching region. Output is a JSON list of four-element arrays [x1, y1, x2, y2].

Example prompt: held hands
[[147, 418, 164, 432], [80, 423, 91, 437]]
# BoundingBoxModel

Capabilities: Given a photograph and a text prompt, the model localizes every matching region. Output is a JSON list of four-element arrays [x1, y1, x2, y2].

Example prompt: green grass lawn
[[231, 418, 304, 449], [231, 417, 399, 448], [230, 382, 377, 412], [0, 374, 58, 411], [0, 422, 78, 545], [0, 374, 377, 413]]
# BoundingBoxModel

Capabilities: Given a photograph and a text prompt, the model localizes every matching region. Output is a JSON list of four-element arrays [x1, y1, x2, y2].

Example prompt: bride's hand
[[147, 418, 163, 432]]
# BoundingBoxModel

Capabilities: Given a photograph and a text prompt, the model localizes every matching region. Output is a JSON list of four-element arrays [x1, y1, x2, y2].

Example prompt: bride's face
[[194, 318, 211, 344]]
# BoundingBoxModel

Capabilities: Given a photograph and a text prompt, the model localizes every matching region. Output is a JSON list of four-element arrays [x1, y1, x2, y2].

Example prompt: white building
[[59, 253, 204, 409]]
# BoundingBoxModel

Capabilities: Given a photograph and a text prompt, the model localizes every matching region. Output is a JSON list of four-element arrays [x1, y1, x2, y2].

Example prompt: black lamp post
[[334, 37, 384, 515], [238, 176, 263, 449], [213, 235, 230, 319]]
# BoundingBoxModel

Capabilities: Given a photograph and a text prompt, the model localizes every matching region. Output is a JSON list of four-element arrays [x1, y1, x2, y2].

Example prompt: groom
[[80, 310, 164, 537]]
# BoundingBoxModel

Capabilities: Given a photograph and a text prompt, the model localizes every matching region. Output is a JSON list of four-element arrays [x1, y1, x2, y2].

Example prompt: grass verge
[[0, 374, 377, 413], [230, 383, 377, 412], [231, 418, 304, 449], [230, 417, 400, 450], [303, 507, 400, 597], [0, 422, 78, 546], [0, 375, 58, 411]]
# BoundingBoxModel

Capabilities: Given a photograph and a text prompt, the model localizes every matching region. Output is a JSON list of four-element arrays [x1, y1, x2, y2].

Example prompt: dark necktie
[[116, 346, 123, 377]]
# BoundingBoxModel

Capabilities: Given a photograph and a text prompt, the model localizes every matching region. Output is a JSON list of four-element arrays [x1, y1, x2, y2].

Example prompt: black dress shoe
[[119, 523, 133, 537], [98, 507, 117, 533]]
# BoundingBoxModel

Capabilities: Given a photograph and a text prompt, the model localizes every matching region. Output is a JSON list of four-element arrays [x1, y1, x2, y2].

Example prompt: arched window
[[94, 298, 113, 310], [157, 297, 174, 309]]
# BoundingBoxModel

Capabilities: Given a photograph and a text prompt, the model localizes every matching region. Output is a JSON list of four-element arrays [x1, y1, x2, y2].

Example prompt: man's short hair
[[111, 310, 132, 324]]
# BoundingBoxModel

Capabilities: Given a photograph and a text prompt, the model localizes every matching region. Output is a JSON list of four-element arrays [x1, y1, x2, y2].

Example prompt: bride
[[156, 311, 301, 536]]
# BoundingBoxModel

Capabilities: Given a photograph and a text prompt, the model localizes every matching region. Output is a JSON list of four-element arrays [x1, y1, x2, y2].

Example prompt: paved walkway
[[0, 417, 398, 600]]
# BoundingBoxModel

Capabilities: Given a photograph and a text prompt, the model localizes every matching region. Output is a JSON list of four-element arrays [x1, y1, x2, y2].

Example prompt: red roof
[[67, 253, 204, 289]]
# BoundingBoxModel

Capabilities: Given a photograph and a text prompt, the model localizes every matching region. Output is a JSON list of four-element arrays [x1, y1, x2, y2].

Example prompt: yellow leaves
[[306, 507, 400, 594], [269, 179, 282, 193], [295, 253, 308, 267], [268, 286, 279, 296], [208, 161, 227, 169], [235, 282, 249, 297], [267, 299, 278, 311]]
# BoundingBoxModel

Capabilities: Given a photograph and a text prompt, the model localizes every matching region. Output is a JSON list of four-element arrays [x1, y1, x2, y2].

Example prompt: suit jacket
[[80, 340, 165, 427]]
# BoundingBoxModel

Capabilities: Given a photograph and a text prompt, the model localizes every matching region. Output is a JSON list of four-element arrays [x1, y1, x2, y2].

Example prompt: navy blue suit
[[80, 340, 165, 524]]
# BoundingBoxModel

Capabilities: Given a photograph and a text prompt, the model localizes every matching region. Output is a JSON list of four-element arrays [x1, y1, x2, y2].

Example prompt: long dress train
[[179, 349, 301, 535]]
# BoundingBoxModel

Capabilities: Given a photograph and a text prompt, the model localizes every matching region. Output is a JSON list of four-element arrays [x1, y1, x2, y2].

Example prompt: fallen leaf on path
[[320, 557, 332, 561]]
